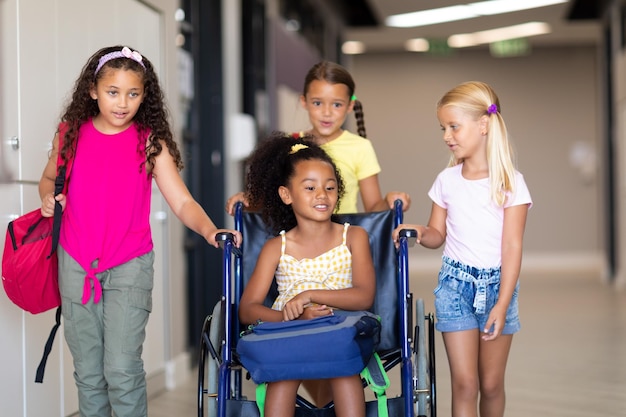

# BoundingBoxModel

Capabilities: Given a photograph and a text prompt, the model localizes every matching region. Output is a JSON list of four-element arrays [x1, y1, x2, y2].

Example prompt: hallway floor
[[147, 269, 626, 417]]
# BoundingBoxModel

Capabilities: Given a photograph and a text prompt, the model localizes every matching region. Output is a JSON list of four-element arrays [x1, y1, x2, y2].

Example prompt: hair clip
[[351, 95, 358, 101], [289, 144, 308, 154], [95, 46, 146, 75], [487, 104, 498, 114], [120, 46, 143, 65]]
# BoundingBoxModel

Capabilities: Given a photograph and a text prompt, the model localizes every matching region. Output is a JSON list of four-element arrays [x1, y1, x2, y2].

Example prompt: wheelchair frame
[[198, 201, 436, 417]]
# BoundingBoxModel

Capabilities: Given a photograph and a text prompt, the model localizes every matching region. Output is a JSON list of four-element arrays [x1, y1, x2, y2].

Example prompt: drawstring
[[82, 268, 103, 304], [441, 257, 499, 315], [473, 280, 488, 314]]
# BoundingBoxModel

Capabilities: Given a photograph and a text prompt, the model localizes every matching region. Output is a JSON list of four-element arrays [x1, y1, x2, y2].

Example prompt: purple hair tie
[[487, 104, 498, 114], [95, 46, 145, 75]]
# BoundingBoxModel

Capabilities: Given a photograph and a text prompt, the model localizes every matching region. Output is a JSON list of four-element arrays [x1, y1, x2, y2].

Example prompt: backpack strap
[[49, 123, 73, 257], [35, 307, 61, 383], [361, 353, 390, 417], [255, 383, 267, 417], [55, 123, 75, 191], [36, 124, 74, 383]]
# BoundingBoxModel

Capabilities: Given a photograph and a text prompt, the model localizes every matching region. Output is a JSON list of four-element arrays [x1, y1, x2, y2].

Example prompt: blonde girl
[[393, 81, 532, 417]]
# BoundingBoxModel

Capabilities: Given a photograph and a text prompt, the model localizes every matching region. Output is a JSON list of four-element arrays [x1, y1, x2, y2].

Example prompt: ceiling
[[341, 0, 602, 53]]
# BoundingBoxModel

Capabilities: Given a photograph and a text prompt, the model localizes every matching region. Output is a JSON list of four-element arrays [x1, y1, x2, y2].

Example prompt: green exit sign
[[490, 38, 531, 57], [428, 39, 453, 56]]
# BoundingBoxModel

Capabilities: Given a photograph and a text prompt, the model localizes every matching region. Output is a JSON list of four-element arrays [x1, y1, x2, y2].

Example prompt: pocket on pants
[[61, 298, 83, 362], [122, 288, 152, 358], [434, 275, 462, 319]]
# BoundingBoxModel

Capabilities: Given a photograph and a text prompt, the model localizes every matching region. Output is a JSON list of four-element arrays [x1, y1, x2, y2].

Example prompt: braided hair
[[303, 61, 367, 138]]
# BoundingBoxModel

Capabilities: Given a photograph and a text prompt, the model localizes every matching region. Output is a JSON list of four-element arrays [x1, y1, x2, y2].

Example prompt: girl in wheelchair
[[238, 132, 376, 417]]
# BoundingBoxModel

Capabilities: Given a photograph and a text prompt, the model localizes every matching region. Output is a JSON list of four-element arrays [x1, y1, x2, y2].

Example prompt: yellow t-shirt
[[320, 130, 381, 213]]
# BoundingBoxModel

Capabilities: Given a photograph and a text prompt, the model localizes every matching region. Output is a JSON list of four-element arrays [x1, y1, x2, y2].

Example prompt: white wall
[[345, 47, 605, 276], [0, 0, 190, 415], [269, 46, 604, 276]]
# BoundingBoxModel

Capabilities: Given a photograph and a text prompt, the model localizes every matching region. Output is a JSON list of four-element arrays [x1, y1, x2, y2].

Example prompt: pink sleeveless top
[[60, 120, 153, 304]]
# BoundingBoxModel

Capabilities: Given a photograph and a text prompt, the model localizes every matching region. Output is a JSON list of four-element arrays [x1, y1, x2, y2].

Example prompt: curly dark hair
[[57, 45, 182, 174], [303, 61, 367, 138], [246, 132, 345, 234]]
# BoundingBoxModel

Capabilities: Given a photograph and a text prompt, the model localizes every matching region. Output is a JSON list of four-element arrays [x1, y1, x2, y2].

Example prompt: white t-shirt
[[428, 164, 532, 269]]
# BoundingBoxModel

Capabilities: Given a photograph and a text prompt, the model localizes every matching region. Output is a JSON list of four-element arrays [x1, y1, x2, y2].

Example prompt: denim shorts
[[434, 256, 520, 334]]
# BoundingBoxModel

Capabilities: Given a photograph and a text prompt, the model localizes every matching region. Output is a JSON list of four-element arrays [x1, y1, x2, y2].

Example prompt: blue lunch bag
[[236, 310, 381, 384]]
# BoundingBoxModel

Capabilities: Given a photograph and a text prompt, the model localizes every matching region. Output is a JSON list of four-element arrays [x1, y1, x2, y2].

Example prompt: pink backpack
[[2, 207, 63, 313]]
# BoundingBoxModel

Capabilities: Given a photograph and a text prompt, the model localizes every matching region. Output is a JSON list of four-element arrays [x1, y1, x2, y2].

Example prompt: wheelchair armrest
[[399, 228, 418, 247]]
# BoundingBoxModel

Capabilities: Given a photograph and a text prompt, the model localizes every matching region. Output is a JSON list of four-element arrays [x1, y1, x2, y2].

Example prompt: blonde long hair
[[437, 81, 516, 206]]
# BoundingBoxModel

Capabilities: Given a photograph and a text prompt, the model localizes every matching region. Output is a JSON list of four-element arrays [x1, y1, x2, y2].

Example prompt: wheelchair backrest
[[239, 209, 399, 351]]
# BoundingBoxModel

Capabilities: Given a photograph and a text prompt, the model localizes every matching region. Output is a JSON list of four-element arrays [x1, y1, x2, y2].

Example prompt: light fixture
[[404, 38, 430, 52], [174, 8, 185, 22], [386, 0, 567, 28], [342, 41, 366, 55], [285, 19, 300, 32], [448, 22, 551, 48]]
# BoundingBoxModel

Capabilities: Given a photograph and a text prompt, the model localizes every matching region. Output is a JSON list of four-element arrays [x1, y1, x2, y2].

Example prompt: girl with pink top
[[38, 45, 241, 417], [393, 81, 532, 417]]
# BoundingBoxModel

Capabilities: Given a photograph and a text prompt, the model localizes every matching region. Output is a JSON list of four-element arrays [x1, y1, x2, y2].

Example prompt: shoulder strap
[[35, 307, 61, 383], [36, 125, 74, 383], [255, 383, 267, 417], [361, 352, 390, 417], [55, 123, 74, 193], [279, 230, 286, 256], [49, 123, 74, 257], [342, 223, 350, 245]]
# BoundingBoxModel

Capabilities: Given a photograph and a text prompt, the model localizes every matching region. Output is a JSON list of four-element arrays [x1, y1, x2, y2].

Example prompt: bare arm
[[358, 174, 386, 212], [281, 226, 376, 320], [482, 203, 529, 341], [392, 202, 447, 249], [358, 174, 410, 212], [39, 133, 64, 217], [153, 140, 241, 247], [238, 238, 283, 324]]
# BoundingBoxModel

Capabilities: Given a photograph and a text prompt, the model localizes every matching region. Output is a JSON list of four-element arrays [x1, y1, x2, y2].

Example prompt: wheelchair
[[197, 201, 436, 417]]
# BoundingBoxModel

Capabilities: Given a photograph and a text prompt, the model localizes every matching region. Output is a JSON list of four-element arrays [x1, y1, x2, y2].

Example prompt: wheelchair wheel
[[198, 301, 224, 417], [413, 298, 436, 417]]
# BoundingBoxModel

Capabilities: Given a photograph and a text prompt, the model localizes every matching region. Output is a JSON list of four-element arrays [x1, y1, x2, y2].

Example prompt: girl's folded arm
[[239, 238, 284, 324], [303, 226, 375, 311]]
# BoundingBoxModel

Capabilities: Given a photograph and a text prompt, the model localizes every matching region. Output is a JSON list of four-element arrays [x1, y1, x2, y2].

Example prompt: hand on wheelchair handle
[[215, 232, 242, 254], [399, 229, 418, 247], [388, 193, 411, 211], [216, 232, 233, 244], [392, 226, 419, 248], [225, 191, 248, 215]]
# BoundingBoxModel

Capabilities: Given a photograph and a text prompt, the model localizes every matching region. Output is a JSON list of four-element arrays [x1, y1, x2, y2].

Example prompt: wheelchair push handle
[[215, 232, 233, 246], [215, 232, 242, 255], [392, 199, 417, 247], [398, 228, 418, 247]]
